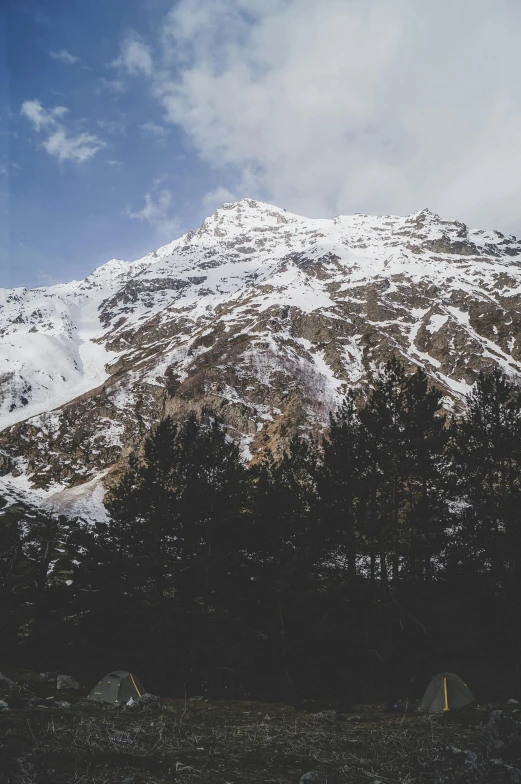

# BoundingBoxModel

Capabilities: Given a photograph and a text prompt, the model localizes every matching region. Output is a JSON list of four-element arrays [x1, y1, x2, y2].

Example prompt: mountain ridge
[[1, 198, 521, 518]]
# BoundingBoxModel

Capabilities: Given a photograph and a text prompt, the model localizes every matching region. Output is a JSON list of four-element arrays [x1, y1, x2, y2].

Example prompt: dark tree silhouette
[[2, 362, 520, 703]]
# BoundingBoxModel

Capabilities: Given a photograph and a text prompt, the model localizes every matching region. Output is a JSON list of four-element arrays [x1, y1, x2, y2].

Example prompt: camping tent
[[420, 672, 476, 712], [87, 670, 144, 704]]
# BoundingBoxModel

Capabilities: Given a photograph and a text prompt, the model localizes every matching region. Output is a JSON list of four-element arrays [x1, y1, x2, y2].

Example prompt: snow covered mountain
[[1, 198, 521, 518]]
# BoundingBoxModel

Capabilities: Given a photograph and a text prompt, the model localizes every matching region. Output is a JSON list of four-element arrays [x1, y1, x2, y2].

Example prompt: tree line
[[2, 358, 521, 704]]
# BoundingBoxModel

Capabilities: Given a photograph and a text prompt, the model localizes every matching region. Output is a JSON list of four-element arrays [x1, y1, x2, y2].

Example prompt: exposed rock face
[[1, 199, 521, 517]]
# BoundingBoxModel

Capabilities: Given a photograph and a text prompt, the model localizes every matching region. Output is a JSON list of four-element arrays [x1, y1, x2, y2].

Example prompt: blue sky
[[2, 0, 521, 288], [1, 0, 229, 287]]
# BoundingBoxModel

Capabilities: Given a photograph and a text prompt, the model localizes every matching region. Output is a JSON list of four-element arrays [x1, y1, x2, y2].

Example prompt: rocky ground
[[2, 670, 521, 783]]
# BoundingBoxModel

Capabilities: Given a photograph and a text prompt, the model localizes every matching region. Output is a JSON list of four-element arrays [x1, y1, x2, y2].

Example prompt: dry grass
[[0, 698, 491, 784]]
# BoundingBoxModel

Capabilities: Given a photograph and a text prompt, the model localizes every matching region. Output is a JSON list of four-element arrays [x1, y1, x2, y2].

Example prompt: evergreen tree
[[320, 392, 361, 579], [248, 435, 324, 693], [250, 435, 323, 589], [105, 412, 249, 609], [0, 502, 76, 660], [399, 366, 448, 580], [452, 369, 521, 586], [357, 358, 447, 584], [357, 358, 410, 585]]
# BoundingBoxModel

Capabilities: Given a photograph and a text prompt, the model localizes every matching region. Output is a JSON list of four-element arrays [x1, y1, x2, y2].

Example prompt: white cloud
[[21, 101, 68, 131], [42, 129, 105, 164], [49, 49, 79, 65], [127, 0, 521, 236], [21, 100, 106, 164], [126, 188, 179, 237], [112, 32, 153, 77]]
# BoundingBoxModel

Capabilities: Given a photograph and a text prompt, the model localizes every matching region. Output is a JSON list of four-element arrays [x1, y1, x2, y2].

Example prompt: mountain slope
[[1, 199, 521, 517]]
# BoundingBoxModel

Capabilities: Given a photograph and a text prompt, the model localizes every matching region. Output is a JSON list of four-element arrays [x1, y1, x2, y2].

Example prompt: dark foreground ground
[[3, 691, 521, 784]]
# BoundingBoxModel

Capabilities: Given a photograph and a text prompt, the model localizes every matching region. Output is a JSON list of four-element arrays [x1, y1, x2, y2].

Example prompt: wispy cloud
[[97, 118, 127, 136], [98, 77, 127, 95], [42, 129, 105, 164], [21, 100, 106, 164], [112, 32, 153, 77], [20, 101, 68, 131], [49, 49, 79, 65], [140, 122, 170, 147], [202, 186, 237, 212], [125, 188, 179, 237], [16, 3, 50, 26], [141, 122, 169, 138], [0, 161, 22, 177]]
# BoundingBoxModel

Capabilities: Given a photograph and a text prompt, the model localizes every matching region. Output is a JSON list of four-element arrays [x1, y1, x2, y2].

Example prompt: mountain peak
[[196, 198, 295, 238], [408, 207, 441, 223]]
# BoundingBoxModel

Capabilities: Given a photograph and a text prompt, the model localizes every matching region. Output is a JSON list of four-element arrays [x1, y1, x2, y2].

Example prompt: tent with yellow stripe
[[420, 672, 476, 712], [87, 670, 145, 704]]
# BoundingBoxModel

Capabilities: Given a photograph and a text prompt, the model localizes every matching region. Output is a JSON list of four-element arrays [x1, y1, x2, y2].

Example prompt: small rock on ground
[[124, 693, 160, 710], [0, 673, 16, 690], [56, 674, 79, 691], [312, 709, 337, 720]]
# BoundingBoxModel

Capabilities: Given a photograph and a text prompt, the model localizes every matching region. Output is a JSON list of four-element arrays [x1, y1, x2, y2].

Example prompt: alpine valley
[[1, 198, 521, 519]]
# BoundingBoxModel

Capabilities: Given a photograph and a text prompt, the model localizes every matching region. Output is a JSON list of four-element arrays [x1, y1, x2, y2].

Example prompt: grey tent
[[420, 672, 476, 712], [87, 670, 144, 704]]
